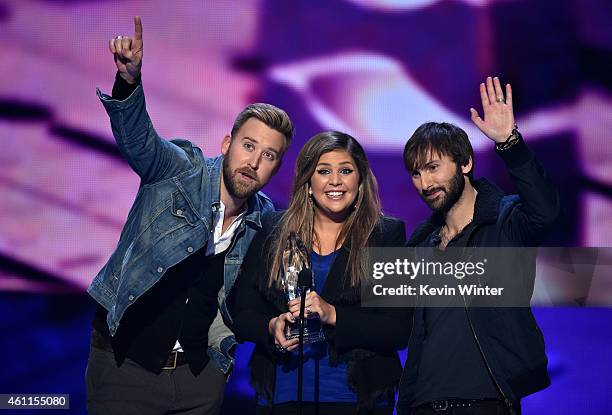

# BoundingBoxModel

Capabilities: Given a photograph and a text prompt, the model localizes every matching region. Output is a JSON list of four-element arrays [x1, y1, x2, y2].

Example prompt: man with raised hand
[[397, 77, 559, 415], [86, 16, 294, 415]]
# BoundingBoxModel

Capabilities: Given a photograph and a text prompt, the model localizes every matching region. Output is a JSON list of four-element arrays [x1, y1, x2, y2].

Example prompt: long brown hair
[[268, 131, 382, 288]]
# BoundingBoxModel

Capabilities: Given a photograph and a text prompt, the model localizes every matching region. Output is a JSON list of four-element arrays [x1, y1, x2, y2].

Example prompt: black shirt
[[410, 224, 500, 406], [112, 71, 140, 100], [93, 245, 226, 375]]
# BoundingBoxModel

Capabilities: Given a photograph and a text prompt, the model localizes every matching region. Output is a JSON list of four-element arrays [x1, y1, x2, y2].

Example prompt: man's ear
[[221, 134, 232, 155], [461, 157, 473, 175]]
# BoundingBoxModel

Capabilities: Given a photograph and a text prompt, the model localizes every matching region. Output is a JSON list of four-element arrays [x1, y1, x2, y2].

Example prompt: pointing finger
[[133, 16, 143, 41]]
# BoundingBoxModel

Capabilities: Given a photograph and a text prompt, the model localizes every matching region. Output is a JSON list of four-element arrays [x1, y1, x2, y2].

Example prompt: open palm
[[470, 76, 516, 143]]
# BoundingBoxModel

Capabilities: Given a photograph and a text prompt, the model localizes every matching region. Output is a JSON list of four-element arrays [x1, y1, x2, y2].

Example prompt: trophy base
[[286, 317, 325, 345]]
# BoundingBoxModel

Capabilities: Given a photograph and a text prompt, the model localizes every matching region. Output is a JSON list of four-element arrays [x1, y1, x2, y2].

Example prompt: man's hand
[[470, 76, 516, 143], [288, 291, 336, 326], [109, 16, 143, 84]]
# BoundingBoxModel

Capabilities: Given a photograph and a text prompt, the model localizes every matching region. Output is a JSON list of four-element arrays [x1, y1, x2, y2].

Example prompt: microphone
[[298, 269, 313, 292], [298, 269, 313, 329], [296, 268, 312, 415]]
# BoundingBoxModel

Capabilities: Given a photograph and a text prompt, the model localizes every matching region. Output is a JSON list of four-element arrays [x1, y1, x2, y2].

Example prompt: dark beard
[[222, 154, 261, 200], [422, 166, 465, 214]]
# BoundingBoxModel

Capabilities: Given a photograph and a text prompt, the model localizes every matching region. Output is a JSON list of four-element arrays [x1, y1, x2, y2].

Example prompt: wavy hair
[[267, 131, 382, 288]]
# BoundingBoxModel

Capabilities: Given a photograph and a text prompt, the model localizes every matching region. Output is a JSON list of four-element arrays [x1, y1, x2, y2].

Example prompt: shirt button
[[176, 209, 183, 215], [128, 295, 134, 301], [187, 246, 194, 253], [157, 267, 164, 273]]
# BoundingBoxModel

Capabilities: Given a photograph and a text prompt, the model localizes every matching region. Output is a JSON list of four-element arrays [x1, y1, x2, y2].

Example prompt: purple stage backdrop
[[0, 0, 611, 413]]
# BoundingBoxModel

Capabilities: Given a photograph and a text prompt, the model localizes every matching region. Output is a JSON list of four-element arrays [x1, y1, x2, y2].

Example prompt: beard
[[421, 166, 465, 214], [222, 154, 262, 200]]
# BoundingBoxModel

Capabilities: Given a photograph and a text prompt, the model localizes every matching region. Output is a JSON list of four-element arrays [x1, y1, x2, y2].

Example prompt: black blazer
[[228, 211, 412, 414]]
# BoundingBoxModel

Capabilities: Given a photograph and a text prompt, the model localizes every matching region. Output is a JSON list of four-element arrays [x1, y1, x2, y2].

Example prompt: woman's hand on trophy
[[288, 291, 337, 326], [269, 312, 299, 353]]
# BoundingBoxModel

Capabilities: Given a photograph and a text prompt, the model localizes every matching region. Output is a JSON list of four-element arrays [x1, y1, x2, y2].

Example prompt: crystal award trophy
[[280, 232, 325, 345]]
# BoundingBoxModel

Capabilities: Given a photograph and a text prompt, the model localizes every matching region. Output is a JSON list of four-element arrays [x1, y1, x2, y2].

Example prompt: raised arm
[[471, 76, 560, 243], [99, 16, 192, 184]]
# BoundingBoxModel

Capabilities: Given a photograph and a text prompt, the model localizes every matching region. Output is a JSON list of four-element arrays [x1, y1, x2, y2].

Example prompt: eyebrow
[[411, 159, 440, 173], [242, 136, 280, 156], [316, 161, 354, 167], [424, 159, 440, 166]]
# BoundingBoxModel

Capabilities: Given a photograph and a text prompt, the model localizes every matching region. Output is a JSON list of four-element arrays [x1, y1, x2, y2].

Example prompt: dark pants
[[256, 402, 394, 415], [398, 400, 512, 415], [86, 344, 226, 415]]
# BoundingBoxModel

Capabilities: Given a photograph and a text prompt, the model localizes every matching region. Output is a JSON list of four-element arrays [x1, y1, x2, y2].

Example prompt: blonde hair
[[231, 103, 294, 152]]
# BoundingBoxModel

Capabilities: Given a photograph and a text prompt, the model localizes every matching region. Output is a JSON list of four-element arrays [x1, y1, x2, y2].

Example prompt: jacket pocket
[[171, 190, 198, 226], [118, 191, 199, 277]]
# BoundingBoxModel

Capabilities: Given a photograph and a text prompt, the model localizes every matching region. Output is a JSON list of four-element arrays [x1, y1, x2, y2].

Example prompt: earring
[[308, 187, 313, 197]]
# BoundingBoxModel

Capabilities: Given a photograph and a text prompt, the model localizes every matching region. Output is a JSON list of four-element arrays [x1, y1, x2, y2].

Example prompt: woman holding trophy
[[229, 131, 412, 415]]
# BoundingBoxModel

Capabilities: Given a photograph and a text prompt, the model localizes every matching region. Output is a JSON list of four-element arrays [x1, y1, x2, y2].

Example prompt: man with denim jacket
[[86, 17, 294, 415]]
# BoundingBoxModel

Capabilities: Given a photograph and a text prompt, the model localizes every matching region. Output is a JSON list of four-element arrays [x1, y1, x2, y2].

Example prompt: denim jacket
[[87, 84, 274, 374]]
